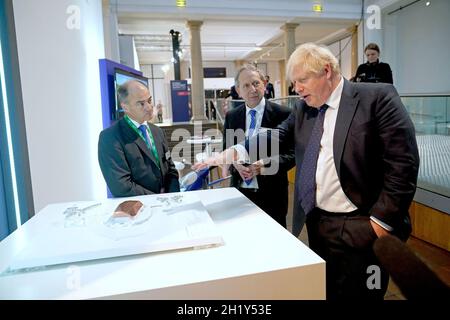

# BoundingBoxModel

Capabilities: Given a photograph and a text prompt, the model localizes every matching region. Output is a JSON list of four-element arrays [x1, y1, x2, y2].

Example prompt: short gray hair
[[234, 64, 266, 87], [286, 43, 340, 81], [117, 80, 146, 105]]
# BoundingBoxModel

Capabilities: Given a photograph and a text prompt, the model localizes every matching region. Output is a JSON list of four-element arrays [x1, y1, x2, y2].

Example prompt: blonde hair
[[286, 43, 340, 81]]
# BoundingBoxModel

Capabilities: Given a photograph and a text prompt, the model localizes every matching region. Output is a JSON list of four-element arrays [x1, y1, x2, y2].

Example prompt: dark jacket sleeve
[[264, 107, 296, 173], [381, 63, 393, 84], [98, 129, 156, 197], [368, 85, 419, 230]]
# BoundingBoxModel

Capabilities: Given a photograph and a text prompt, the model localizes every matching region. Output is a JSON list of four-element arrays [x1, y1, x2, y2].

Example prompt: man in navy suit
[[194, 43, 419, 300], [98, 80, 179, 197], [264, 75, 275, 99], [222, 65, 295, 228]]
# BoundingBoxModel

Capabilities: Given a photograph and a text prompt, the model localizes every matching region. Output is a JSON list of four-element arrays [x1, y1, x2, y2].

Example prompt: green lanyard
[[124, 115, 160, 167]]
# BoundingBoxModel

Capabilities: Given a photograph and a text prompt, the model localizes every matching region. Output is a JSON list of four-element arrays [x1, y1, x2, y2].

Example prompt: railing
[[269, 96, 301, 110], [401, 94, 450, 212], [402, 95, 450, 135]]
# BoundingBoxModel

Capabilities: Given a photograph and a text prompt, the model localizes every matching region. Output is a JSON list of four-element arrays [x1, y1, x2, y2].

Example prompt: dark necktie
[[244, 109, 257, 185], [298, 104, 329, 215], [138, 124, 160, 166]]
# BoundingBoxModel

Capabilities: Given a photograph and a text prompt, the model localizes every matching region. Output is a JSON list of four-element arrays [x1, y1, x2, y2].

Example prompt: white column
[[13, 0, 106, 211], [102, 0, 120, 62], [186, 20, 207, 121], [281, 23, 298, 96]]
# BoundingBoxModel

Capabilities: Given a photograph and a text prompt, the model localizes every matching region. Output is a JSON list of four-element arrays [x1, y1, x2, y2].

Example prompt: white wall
[[13, 0, 106, 211], [119, 35, 140, 70], [383, 0, 450, 94]]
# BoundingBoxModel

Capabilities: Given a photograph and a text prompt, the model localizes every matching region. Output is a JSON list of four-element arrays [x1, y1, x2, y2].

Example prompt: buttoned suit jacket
[[261, 79, 419, 238], [223, 100, 295, 202], [98, 117, 180, 197]]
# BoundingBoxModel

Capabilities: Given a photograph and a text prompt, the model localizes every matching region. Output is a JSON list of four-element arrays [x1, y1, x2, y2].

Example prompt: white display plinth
[[0, 188, 325, 299]]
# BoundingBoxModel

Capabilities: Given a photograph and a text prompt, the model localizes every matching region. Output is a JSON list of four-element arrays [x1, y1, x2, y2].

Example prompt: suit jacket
[[223, 100, 295, 192], [259, 79, 419, 238], [264, 82, 275, 99], [98, 117, 180, 197]]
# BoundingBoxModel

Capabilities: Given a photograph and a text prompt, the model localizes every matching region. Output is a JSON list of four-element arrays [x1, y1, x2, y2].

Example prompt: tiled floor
[[285, 183, 450, 300]]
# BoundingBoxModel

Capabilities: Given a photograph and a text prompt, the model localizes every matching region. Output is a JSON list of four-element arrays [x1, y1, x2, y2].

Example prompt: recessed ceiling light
[[425, 1, 431, 6], [313, 4, 323, 12]]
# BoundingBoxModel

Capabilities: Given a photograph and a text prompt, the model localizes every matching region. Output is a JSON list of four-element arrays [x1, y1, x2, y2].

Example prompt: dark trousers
[[306, 208, 389, 300], [238, 187, 288, 228]]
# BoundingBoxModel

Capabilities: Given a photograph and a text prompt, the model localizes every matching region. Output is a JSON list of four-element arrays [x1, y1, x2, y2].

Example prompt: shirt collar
[[246, 97, 266, 115], [127, 115, 147, 129], [325, 76, 344, 110]]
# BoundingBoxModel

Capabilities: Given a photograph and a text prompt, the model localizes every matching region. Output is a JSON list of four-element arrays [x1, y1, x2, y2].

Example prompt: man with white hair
[[194, 43, 419, 300]]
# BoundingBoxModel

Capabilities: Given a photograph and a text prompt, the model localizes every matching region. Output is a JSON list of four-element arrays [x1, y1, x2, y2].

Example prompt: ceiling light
[[313, 4, 323, 12], [254, 47, 262, 51], [161, 64, 170, 73], [425, 1, 430, 6], [176, 0, 186, 8]]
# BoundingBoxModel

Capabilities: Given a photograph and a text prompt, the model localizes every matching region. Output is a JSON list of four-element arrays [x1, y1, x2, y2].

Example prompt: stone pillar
[[349, 25, 358, 78], [281, 23, 298, 96], [186, 20, 207, 121], [102, 0, 120, 62]]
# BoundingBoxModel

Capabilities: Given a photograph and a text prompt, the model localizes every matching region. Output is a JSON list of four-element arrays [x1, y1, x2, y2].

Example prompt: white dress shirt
[[128, 117, 154, 148], [240, 98, 266, 189], [316, 77, 357, 213], [316, 76, 392, 231]]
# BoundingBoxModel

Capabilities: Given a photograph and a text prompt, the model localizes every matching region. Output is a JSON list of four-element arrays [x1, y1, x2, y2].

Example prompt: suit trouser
[[238, 187, 288, 228], [306, 208, 389, 300]]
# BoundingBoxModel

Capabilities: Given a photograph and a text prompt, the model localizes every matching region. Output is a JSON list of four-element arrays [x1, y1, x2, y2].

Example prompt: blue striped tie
[[298, 104, 329, 215], [244, 109, 257, 185]]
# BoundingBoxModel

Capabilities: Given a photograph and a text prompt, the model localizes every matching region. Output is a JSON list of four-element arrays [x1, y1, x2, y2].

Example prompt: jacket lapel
[[148, 123, 164, 170], [333, 79, 359, 179], [120, 118, 158, 167], [261, 100, 275, 128], [236, 106, 246, 132]]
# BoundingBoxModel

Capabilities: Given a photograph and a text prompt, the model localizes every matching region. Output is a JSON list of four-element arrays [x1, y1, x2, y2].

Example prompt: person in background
[[227, 84, 242, 110], [222, 64, 295, 228], [264, 75, 275, 99], [353, 43, 393, 84], [98, 80, 179, 197], [194, 43, 419, 300], [156, 100, 163, 123]]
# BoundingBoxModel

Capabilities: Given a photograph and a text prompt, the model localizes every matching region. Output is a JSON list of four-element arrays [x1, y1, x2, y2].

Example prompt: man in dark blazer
[[195, 43, 419, 300], [223, 65, 295, 228], [98, 80, 179, 197], [264, 75, 275, 99]]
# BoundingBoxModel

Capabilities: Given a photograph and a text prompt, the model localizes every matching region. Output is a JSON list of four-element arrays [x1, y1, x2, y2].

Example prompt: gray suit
[[98, 118, 179, 197]]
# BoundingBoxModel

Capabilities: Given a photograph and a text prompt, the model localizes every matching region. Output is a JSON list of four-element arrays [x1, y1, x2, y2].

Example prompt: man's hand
[[233, 160, 264, 181], [191, 156, 218, 171], [191, 148, 238, 171], [370, 220, 391, 238]]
